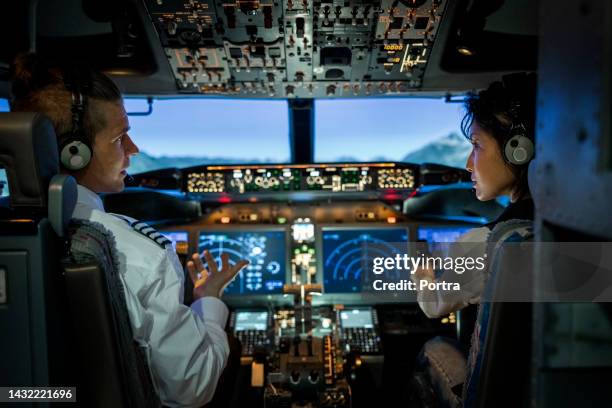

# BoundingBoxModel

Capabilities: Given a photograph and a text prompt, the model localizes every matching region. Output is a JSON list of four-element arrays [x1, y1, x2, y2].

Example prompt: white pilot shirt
[[415, 227, 490, 318], [72, 184, 229, 407]]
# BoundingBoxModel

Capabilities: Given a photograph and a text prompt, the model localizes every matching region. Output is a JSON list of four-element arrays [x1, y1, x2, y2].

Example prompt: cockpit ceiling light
[[456, 45, 476, 56]]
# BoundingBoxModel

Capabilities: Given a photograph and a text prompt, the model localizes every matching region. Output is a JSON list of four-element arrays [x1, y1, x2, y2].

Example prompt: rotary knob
[[166, 21, 178, 36]]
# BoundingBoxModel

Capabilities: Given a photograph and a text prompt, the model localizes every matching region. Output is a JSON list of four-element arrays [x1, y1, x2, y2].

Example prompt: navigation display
[[417, 226, 472, 243], [198, 230, 286, 295], [417, 225, 473, 256], [235, 311, 269, 331], [339, 308, 374, 328], [161, 231, 188, 251], [322, 227, 409, 293]]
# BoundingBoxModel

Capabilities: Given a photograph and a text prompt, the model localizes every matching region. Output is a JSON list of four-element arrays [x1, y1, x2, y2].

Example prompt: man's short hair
[[9, 53, 123, 144]]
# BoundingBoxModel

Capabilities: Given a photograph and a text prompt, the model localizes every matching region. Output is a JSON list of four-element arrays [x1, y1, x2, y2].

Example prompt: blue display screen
[[0, 168, 9, 198], [161, 231, 189, 251], [322, 228, 409, 293], [198, 230, 286, 295], [417, 226, 472, 254], [417, 226, 472, 243]]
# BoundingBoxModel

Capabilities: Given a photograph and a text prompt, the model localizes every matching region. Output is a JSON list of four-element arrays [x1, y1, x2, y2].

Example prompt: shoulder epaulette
[[110, 214, 172, 249]]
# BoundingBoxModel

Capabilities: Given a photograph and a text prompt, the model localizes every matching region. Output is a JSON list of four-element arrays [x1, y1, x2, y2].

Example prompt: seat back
[[0, 112, 76, 387], [463, 220, 534, 407], [63, 219, 160, 408]]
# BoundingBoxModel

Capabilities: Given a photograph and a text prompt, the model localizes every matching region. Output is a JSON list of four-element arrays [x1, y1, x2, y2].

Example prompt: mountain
[[401, 132, 471, 168], [127, 151, 275, 174]]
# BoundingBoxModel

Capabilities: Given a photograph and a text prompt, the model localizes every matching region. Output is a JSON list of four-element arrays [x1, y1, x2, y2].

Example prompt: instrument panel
[[161, 213, 476, 303], [126, 162, 471, 202], [184, 162, 417, 195]]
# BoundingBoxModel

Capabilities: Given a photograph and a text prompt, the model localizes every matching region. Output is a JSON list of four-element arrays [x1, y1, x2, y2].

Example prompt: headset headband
[[500, 73, 536, 166], [58, 67, 93, 170]]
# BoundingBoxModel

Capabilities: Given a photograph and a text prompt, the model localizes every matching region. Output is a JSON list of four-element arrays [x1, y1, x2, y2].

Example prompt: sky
[[1, 96, 464, 162], [124, 98, 290, 161], [315, 98, 464, 161]]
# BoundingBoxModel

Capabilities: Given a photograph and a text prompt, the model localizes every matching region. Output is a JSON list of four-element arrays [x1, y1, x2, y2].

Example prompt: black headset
[[501, 73, 535, 166], [58, 70, 93, 171]]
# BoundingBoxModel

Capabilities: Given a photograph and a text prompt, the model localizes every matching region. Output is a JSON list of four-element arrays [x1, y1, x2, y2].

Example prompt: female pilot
[[410, 73, 537, 408]]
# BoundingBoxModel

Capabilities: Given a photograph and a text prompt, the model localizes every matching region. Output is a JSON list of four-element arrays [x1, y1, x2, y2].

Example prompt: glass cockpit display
[[339, 308, 374, 328], [322, 227, 409, 293], [198, 230, 286, 295], [234, 311, 269, 331], [417, 226, 473, 254]]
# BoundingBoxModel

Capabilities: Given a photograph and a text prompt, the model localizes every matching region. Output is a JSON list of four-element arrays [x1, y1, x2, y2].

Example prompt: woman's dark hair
[[460, 72, 537, 200], [9, 53, 122, 143]]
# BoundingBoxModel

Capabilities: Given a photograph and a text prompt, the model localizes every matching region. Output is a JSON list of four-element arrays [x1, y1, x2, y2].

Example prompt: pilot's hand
[[412, 265, 435, 284], [187, 250, 249, 299]]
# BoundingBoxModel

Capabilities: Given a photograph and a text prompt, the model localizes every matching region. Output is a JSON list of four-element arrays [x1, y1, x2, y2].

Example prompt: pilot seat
[[0, 112, 159, 407]]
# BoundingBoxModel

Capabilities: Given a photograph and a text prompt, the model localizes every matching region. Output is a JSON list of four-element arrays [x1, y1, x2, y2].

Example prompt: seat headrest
[[0, 112, 59, 210], [48, 174, 77, 237], [527, 158, 537, 201]]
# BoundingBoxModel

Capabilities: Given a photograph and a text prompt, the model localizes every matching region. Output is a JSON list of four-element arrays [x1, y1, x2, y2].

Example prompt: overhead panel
[[144, 0, 447, 97]]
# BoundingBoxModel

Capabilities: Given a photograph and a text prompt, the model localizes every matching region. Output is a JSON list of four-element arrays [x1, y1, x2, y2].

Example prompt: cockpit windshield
[[315, 97, 469, 167], [124, 96, 470, 175], [124, 98, 291, 174]]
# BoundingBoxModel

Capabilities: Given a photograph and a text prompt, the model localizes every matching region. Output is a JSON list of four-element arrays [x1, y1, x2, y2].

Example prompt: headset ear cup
[[504, 134, 534, 165], [60, 138, 92, 170]]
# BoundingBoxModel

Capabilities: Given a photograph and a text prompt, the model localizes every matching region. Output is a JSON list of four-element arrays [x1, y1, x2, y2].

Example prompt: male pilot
[[9, 53, 247, 407]]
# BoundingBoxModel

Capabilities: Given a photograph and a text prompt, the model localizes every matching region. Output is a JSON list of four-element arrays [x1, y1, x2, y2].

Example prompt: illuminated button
[[175, 241, 189, 255], [221, 216, 231, 224]]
